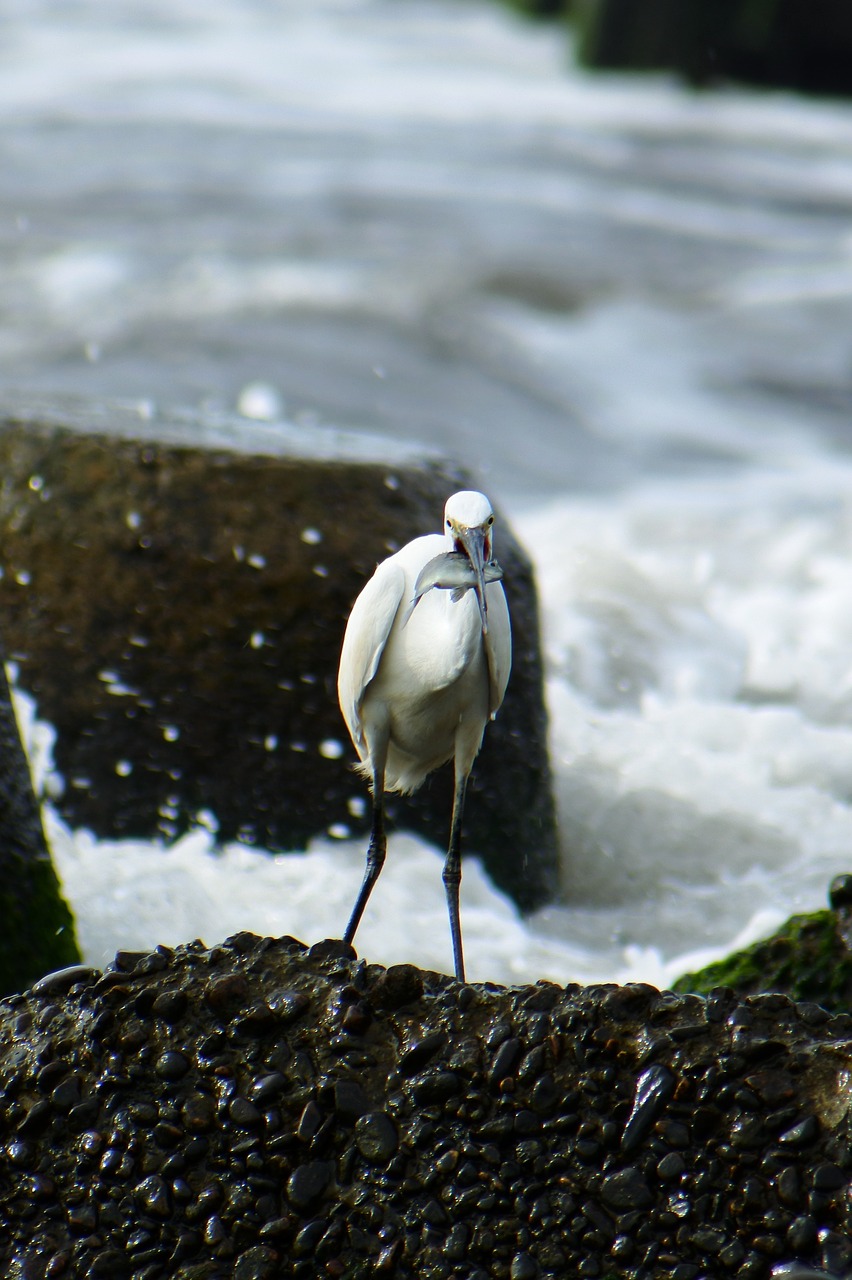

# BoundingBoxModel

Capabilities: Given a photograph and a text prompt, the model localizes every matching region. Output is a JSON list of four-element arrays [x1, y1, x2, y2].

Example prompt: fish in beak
[[456, 524, 490, 634]]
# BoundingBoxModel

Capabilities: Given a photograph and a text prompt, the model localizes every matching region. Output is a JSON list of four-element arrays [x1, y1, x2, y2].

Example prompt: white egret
[[337, 490, 512, 981]]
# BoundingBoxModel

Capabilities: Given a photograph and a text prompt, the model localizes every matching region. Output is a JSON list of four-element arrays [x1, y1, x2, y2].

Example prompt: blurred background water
[[7, 0, 852, 985]]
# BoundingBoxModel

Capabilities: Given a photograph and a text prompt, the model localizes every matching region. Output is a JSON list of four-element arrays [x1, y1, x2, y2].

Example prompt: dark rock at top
[[0, 393, 557, 910], [574, 0, 852, 96]]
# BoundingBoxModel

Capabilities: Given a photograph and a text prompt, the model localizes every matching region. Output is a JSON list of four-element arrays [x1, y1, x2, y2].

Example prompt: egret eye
[[487, 516, 494, 526], [446, 518, 452, 528]]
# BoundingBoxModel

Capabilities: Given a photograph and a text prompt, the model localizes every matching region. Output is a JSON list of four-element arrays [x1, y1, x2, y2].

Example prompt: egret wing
[[337, 558, 406, 757], [484, 584, 512, 719]]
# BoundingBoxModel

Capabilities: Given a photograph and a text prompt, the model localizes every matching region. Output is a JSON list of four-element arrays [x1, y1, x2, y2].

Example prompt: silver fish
[[403, 552, 504, 626]]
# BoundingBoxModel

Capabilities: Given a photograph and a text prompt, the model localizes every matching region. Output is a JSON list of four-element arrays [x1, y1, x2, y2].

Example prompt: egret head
[[443, 490, 495, 632]]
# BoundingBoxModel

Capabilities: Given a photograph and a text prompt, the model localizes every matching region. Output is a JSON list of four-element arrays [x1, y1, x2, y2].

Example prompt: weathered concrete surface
[[0, 643, 79, 994], [0, 394, 557, 910], [0, 937, 850, 1279]]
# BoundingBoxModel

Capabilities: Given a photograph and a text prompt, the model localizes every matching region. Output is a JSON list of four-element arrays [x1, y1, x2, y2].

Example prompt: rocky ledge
[[2, 936, 851, 1280]]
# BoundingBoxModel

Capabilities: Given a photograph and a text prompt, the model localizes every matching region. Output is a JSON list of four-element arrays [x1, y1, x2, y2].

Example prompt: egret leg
[[443, 770, 468, 983], [343, 763, 387, 948]]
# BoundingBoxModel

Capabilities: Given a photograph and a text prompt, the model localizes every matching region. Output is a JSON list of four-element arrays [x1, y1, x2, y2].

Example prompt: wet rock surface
[[0, 936, 850, 1279], [0, 394, 557, 910]]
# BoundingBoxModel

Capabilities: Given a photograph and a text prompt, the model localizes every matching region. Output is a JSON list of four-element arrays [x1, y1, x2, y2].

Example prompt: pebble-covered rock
[[0, 935, 850, 1278]]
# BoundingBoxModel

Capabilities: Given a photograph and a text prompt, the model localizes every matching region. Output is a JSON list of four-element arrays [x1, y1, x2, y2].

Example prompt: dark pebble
[[333, 1080, 369, 1120], [286, 1161, 333, 1211], [296, 1099, 322, 1142], [341, 1002, 371, 1034], [727, 1005, 754, 1028], [182, 1094, 216, 1132], [730, 1115, 766, 1148], [657, 1119, 690, 1148], [67, 1202, 98, 1233], [31, 965, 100, 996], [786, 1214, 817, 1252], [704, 988, 733, 1022], [155, 1050, 190, 1081], [113, 950, 151, 973], [796, 1002, 830, 1026], [441, 1226, 466, 1261], [50, 1076, 82, 1113], [307, 938, 356, 963], [398, 1032, 445, 1077], [530, 1073, 559, 1113], [151, 988, 188, 1021], [600, 1168, 653, 1211], [778, 1116, 818, 1147], [489, 1037, 523, 1086], [812, 1163, 845, 1190], [744, 1068, 795, 1107], [421, 1198, 447, 1226], [229, 1097, 262, 1129], [577, 1259, 600, 1277], [621, 1064, 675, 1155], [518, 1044, 547, 1082], [354, 1112, 398, 1164], [485, 1019, 513, 1049], [234, 1245, 280, 1280], [821, 1230, 852, 1273], [510, 1251, 538, 1279], [135, 1175, 172, 1218], [370, 964, 424, 1010], [411, 1071, 461, 1105], [251, 1073, 287, 1105], [719, 1240, 744, 1268], [204, 1213, 227, 1245], [828, 873, 852, 908], [270, 990, 311, 1024], [691, 1226, 726, 1253], [205, 973, 250, 1014], [657, 1152, 685, 1181]]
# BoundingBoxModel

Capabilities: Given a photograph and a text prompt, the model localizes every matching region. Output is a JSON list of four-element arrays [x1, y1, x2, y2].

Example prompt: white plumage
[[337, 490, 511, 980]]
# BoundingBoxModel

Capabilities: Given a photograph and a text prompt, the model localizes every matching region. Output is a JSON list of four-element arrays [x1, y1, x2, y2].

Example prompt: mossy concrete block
[[0, 395, 558, 911], [674, 879, 852, 1013], [0, 654, 79, 994]]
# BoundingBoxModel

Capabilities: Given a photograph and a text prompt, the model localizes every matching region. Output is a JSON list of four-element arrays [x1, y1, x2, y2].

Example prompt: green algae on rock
[[0, 650, 79, 995], [674, 877, 852, 1014]]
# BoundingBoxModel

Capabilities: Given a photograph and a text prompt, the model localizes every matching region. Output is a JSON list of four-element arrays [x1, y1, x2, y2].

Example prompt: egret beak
[[457, 525, 489, 634]]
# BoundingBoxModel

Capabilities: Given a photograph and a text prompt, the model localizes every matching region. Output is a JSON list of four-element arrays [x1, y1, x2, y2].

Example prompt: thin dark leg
[[443, 771, 468, 983], [343, 769, 386, 948]]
